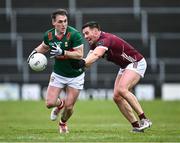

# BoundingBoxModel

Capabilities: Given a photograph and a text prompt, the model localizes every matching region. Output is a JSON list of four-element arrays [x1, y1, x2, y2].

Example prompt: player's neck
[[55, 29, 66, 40], [55, 29, 65, 36]]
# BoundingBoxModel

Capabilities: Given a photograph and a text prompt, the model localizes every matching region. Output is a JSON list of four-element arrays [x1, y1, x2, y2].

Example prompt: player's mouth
[[61, 28, 66, 31], [87, 38, 93, 44]]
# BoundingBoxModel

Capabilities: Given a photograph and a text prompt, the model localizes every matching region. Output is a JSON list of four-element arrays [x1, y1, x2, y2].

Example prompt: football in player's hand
[[29, 53, 47, 71]]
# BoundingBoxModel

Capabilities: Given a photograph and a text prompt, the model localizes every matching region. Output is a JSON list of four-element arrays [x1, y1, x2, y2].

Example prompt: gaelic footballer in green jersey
[[27, 9, 85, 134]]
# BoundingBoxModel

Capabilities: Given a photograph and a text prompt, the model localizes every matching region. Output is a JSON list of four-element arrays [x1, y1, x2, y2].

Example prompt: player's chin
[[61, 28, 66, 33], [61, 29, 66, 33], [89, 41, 93, 45]]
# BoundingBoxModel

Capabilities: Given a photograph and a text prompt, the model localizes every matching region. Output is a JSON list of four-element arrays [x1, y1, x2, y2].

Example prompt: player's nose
[[84, 34, 88, 39]]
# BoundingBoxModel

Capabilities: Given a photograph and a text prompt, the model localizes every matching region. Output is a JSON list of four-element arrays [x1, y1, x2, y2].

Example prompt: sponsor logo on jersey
[[49, 41, 62, 48], [56, 42, 62, 48]]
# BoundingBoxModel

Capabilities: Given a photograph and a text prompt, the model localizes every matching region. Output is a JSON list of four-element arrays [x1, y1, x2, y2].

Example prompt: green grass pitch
[[0, 100, 180, 142]]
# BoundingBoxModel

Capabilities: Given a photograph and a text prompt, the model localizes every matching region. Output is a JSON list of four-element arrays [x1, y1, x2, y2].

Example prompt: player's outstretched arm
[[71, 46, 106, 69], [84, 46, 106, 67], [65, 44, 84, 59]]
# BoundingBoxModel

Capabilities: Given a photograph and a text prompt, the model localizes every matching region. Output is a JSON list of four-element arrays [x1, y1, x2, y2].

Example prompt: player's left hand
[[27, 50, 37, 64], [50, 42, 64, 58], [71, 59, 86, 69]]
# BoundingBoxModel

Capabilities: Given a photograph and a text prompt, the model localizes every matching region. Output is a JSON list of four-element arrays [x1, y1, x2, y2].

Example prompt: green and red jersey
[[44, 26, 84, 77]]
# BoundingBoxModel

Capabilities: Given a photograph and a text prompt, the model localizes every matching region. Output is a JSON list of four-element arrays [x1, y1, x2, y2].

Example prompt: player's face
[[82, 27, 99, 45], [52, 15, 68, 34]]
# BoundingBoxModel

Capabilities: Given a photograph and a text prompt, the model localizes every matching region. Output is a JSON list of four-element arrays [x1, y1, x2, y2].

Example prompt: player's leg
[[113, 74, 138, 123], [46, 85, 65, 121], [59, 86, 80, 133], [128, 74, 152, 129], [46, 72, 65, 121], [61, 86, 80, 122], [117, 69, 151, 130], [124, 71, 152, 130], [122, 59, 152, 130], [59, 87, 80, 133], [113, 74, 142, 132], [46, 85, 63, 108], [59, 72, 84, 133], [118, 69, 143, 114]]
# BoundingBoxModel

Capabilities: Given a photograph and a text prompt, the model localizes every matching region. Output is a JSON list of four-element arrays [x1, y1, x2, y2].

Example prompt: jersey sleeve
[[71, 32, 83, 48], [96, 38, 110, 48]]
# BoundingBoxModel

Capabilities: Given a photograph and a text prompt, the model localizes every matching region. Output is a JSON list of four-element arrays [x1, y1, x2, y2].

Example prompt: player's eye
[[58, 20, 63, 23], [58, 20, 67, 24]]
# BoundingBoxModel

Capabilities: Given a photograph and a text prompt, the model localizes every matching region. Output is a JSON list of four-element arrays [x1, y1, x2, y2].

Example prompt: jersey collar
[[55, 29, 66, 40]]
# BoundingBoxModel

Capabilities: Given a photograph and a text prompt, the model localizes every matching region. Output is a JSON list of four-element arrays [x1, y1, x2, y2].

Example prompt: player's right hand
[[71, 59, 86, 69], [50, 42, 64, 58], [27, 50, 37, 64]]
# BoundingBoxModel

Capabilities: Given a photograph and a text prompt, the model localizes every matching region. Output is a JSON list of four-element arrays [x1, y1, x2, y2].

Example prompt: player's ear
[[52, 19, 55, 26], [94, 28, 99, 36]]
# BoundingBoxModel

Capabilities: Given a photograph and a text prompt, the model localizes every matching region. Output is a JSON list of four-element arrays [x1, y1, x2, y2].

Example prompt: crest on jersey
[[65, 42, 68, 47]]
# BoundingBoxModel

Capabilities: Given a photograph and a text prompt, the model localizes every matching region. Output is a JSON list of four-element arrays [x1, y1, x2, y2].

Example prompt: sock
[[138, 113, 147, 120], [131, 121, 140, 128], [59, 121, 66, 126], [60, 118, 66, 124], [57, 99, 64, 110]]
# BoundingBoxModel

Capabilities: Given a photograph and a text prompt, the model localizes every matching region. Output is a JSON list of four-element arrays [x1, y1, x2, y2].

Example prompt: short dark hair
[[82, 21, 101, 30], [51, 9, 68, 20]]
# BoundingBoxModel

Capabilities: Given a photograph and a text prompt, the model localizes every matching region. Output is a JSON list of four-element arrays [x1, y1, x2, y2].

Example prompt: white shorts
[[49, 72, 85, 90], [118, 58, 147, 78]]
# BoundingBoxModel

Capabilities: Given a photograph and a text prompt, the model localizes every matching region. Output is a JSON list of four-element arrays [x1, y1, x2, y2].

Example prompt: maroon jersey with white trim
[[90, 32, 144, 68]]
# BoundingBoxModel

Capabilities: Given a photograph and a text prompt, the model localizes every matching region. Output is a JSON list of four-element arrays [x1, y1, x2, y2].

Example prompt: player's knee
[[46, 103, 52, 109], [113, 90, 119, 102], [113, 87, 129, 101], [118, 86, 128, 96], [46, 100, 55, 108], [113, 95, 118, 103], [113, 93, 124, 103]]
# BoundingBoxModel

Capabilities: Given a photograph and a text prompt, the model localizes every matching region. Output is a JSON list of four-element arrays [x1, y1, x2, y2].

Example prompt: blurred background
[[1, 0, 180, 101]]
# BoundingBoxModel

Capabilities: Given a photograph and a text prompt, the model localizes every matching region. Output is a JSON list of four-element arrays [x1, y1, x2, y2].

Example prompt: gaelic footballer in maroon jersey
[[72, 21, 152, 132]]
